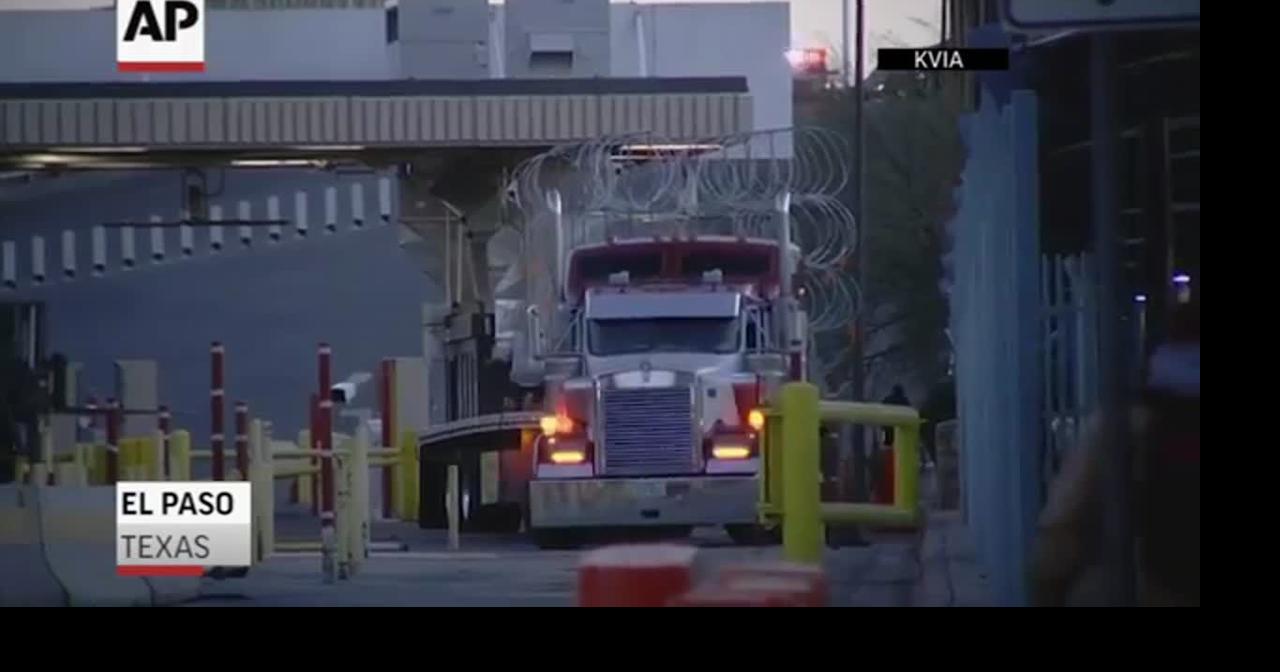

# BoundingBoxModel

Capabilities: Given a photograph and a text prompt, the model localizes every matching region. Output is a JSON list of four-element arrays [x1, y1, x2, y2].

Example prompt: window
[[530, 52, 574, 73], [682, 251, 770, 279], [529, 33, 574, 74], [575, 251, 662, 285], [385, 6, 398, 43], [588, 317, 739, 356]]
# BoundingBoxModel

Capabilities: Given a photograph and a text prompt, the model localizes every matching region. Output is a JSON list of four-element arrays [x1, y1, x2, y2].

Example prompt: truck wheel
[[725, 524, 781, 546], [531, 528, 587, 550]]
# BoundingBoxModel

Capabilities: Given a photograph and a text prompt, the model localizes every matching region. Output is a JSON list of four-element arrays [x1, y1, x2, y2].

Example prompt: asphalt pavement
[[184, 472, 990, 607]]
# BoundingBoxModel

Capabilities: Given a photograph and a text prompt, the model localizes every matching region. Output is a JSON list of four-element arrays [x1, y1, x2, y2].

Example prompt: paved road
[[179, 470, 988, 607], [183, 520, 921, 607]]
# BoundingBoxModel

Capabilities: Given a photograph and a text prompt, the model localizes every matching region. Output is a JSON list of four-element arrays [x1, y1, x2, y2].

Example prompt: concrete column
[[114, 359, 158, 438]]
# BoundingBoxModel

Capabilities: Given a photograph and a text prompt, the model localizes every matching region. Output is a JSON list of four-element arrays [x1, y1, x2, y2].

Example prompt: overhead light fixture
[[231, 159, 321, 168], [617, 143, 722, 153], [48, 146, 148, 154], [290, 145, 366, 152]]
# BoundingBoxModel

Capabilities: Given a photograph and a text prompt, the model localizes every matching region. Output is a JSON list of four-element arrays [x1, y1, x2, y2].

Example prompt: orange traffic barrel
[[578, 544, 699, 607]]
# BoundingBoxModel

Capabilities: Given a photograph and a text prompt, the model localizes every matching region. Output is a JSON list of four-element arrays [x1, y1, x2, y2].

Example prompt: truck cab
[[525, 236, 799, 547]]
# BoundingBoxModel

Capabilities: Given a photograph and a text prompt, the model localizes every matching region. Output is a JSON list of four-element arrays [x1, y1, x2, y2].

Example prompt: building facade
[[0, 1, 792, 442]]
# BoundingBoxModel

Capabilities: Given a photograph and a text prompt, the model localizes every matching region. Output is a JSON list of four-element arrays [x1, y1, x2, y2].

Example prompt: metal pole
[[379, 358, 395, 519], [776, 191, 793, 352], [846, 0, 869, 502], [318, 343, 337, 583], [105, 398, 120, 484], [210, 342, 225, 481], [447, 464, 461, 551], [1090, 33, 1134, 606], [319, 396, 336, 584], [842, 0, 851, 86], [158, 405, 171, 480], [234, 401, 249, 481], [308, 394, 320, 516]]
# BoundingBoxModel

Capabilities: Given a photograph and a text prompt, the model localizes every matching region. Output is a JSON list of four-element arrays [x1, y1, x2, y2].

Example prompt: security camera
[[330, 371, 372, 405], [331, 382, 356, 404]]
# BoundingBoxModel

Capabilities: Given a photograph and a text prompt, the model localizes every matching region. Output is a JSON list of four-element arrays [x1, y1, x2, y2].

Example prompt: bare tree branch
[[864, 342, 909, 365]]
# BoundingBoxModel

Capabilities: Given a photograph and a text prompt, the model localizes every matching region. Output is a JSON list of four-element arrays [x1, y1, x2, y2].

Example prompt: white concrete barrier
[[38, 486, 152, 607], [1, 485, 202, 607], [0, 486, 65, 606]]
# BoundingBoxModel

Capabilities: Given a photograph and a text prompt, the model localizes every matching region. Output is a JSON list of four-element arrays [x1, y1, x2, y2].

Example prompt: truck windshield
[[588, 317, 739, 356]]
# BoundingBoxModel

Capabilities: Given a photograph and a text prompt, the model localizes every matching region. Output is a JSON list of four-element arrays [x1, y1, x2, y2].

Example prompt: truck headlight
[[711, 445, 752, 460]]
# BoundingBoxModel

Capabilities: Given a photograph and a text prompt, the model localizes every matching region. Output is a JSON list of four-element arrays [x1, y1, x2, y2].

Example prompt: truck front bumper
[[528, 475, 759, 529]]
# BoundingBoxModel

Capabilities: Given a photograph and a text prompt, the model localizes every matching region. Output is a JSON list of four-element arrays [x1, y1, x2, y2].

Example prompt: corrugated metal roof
[[0, 78, 753, 153], [0, 77, 747, 99]]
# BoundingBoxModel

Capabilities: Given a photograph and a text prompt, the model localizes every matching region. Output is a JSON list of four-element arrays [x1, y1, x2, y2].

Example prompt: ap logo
[[117, 0, 205, 73]]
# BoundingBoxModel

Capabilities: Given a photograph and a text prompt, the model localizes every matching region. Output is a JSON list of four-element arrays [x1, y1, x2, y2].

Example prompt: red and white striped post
[[317, 343, 337, 583], [86, 395, 98, 433], [308, 393, 320, 516], [158, 405, 172, 480], [234, 401, 249, 481], [105, 398, 120, 484], [211, 342, 226, 481], [379, 358, 395, 519]]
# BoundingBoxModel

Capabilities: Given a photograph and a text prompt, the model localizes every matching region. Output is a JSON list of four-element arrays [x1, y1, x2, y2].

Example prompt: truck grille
[[601, 386, 696, 476]]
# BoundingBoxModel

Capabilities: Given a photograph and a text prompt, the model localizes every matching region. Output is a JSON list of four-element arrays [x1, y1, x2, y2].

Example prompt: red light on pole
[[786, 48, 829, 75]]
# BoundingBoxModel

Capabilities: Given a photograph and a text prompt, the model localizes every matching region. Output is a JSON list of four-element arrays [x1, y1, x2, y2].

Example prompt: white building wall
[[611, 2, 791, 155], [0, 3, 788, 149], [0, 9, 390, 82]]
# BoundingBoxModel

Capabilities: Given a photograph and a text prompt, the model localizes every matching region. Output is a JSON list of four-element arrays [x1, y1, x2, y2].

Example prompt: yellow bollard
[[73, 443, 89, 480], [119, 439, 137, 480], [248, 419, 273, 563], [780, 382, 822, 564], [336, 437, 353, 579], [81, 445, 103, 485], [351, 425, 370, 574], [40, 425, 54, 479], [128, 437, 150, 481], [296, 430, 313, 507], [170, 431, 192, 481], [446, 463, 460, 551], [54, 462, 87, 486], [152, 430, 166, 480], [398, 430, 419, 522], [894, 421, 921, 516]]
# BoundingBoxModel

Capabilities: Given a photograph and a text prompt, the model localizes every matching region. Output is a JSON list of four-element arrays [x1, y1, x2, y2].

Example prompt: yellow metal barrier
[[19, 444, 92, 486], [21, 412, 418, 582], [246, 420, 377, 580], [295, 430, 313, 507], [396, 429, 419, 522], [118, 436, 164, 481], [170, 431, 192, 481], [761, 382, 924, 564]]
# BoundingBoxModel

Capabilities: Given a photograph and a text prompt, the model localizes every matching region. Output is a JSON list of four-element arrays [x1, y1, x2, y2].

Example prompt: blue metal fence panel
[[951, 88, 1043, 606]]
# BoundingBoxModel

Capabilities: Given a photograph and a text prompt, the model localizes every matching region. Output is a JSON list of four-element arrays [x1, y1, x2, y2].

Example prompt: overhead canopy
[[0, 77, 752, 168]]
